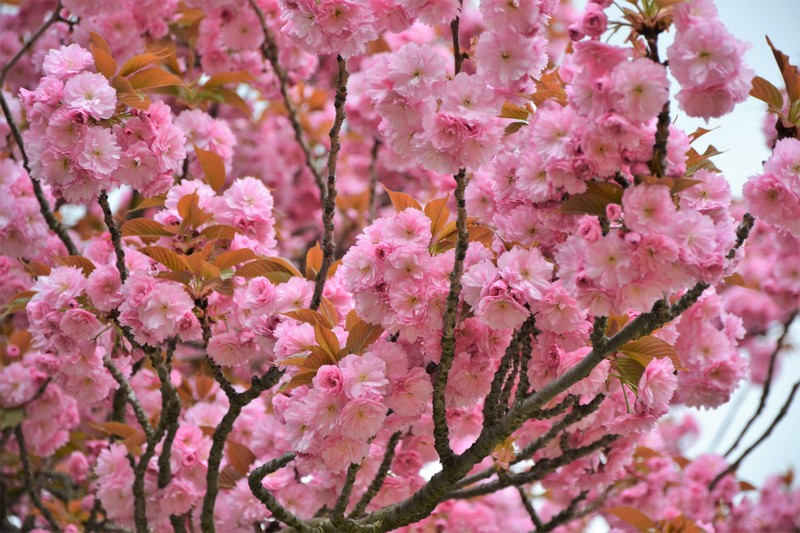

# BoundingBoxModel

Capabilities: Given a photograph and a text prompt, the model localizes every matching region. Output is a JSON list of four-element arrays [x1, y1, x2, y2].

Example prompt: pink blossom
[[42, 44, 94, 79], [338, 397, 387, 439], [62, 72, 117, 120], [638, 357, 678, 409]]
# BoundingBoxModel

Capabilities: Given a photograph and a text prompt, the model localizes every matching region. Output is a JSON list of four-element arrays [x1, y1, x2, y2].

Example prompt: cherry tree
[[1, 0, 799, 531]]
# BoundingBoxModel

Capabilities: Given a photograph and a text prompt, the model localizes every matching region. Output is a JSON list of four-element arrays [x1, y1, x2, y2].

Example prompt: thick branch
[[248, 453, 305, 531], [201, 367, 283, 532], [310, 55, 348, 311]]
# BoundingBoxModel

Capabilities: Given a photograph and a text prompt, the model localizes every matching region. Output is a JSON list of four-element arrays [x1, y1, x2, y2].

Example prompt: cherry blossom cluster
[[667, 0, 754, 120], [744, 137, 800, 235], [556, 175, 737, 317], [0, 159, 51, 257], [2, 0, 800, 531], [20, 45, 187, 202]]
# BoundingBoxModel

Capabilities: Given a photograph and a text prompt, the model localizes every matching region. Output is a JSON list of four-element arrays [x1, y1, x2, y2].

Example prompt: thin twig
[[330, 463, 361, 531], [247, 0, 324, 195], [99, 191, 128, 282], [349, 432, 402, 519], [710, 378, 800, 491], [0, 1, 78, 256], [15, 427, 62, 532], [725, 311, 797, 457], [310, 55, 348, 311], [201, 367, 283, 532], [367, 138, 381, 224], [431, 168, 468, 469], [103, 355, 154, 439]]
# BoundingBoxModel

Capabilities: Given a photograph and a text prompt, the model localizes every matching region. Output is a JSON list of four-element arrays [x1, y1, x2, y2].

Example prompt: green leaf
[[0, 407, 25, 429]]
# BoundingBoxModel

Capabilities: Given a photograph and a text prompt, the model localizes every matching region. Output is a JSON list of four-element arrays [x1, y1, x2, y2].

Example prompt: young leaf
[[128, 67, 184, 90], [118, 53, 166, 77], [384, 186, 422, 212], [199, 225, 239, 240], [120, 218, 175, 237], [204, 70, 255, 89], [499, 102, 529, 120], [750, 75, 785, 112], [605, 506, 656, 531], [305, 242, 323, 280], [226, 441, 256, 476], [766, 36, 800, 102], [283, 309, 328, 328], [425, 196, 450, 239], [214, 249, 257, 270], [128, 195, 166, 213], [314, 324, 341, 358], [194, 145, 226, 193], [54, 256, 96, 276], [139, 246, 190, 272], [619, 336, 684, 371], [345, 319, 384, 355]]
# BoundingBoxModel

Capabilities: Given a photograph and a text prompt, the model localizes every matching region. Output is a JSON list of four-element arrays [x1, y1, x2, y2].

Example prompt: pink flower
[[475, 31, 547, 86], [42, 44, 94, 79], [320, 434, 370, 473], [638, 357, 678, 409], [313, 365, 345, 395], [60, 308, 103, 340], [77, 127, 121, 176], [386, 367, 432, 417], [338, 398, 387, 439], [62, 72, 117, 120], [339, 353, 389, 399], [611, 59, 669, 123]]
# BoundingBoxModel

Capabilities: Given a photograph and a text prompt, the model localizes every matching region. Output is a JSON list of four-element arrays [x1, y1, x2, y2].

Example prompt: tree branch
[[310, 55, 348, 312], [247, 0, 326, 197], [431, 168, 468, 469], [349, 432, 402, 519], [725, 311, 797, 457], [99, 191, 128, 283], [367, 138, 381, 224], [15, 426, 62, 532], [711, 377, 800, 491], [248, 453, 305, 531], [103, 355, 154, 439], [201, 367, 283, 532]]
